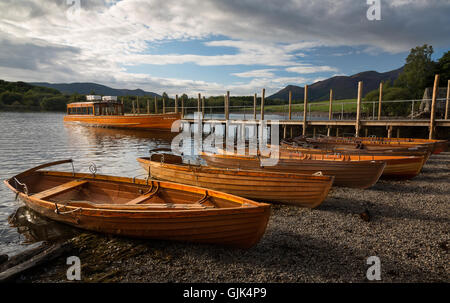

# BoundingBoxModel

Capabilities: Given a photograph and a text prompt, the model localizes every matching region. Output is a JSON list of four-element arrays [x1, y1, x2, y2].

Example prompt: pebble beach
[[6, 152, 450, 283]]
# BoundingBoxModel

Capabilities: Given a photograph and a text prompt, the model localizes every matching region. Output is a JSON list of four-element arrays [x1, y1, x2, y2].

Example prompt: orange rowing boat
[[279, 142, 431, 163], [137, 153, 334, 208], [293, 136, 446, 154], [277, 150, 425, 180], [200, 151, 386, 189], [4, 160, 270, 249]]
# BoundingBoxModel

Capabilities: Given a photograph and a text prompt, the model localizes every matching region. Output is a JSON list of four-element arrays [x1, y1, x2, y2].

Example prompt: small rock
[[359, 209, 371, 222], [0, 254, 8, 265]]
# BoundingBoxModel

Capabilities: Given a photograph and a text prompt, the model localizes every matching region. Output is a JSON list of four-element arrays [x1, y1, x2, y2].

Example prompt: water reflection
[[8, 206, 78, 244]]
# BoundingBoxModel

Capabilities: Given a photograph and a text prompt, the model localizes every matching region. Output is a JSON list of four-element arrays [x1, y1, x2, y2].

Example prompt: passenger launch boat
[[4, 160, 271, 248], [63, 95, 181, 131]]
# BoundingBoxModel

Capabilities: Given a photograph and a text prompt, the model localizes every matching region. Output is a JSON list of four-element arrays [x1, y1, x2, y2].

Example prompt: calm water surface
[[0, 112, 178, 256]]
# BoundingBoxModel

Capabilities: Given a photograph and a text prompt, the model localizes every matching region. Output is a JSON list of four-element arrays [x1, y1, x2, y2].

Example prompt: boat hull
[[200, 152, 386, 189], [137, 156, 334, 208], [278, 149, 425, 180], [5, 165, 270, 249]]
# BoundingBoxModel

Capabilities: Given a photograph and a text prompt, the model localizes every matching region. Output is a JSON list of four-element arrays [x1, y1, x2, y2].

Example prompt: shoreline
[[2, 153, 449, 283]]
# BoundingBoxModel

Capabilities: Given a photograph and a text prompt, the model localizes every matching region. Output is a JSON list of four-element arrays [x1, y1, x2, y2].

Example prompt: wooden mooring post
[[327, 89, 333, 136], [302, 85, 308, 136], [253, 93, 257, 120], [181, 95, 184, 118], [225, 91, 230, 120], [378, 82, 383, 120], [261, 88, 265, 120], [202, 96, 205, 119], [175, 95, 178, 114], [288, 91, 292, 120], [154, 96, 158, 114], [147, 98, 150, 114], [429, 74, 439, 139], [137, 96, 140, 114], [445, 79, 449, 120], [355, 81, 363, 137], [197, 93, 201, 114], [162, 96, 165, 114]]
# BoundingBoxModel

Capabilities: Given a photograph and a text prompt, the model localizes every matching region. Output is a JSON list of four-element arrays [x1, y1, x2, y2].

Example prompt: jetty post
[[154, 96, 158, 114], [445, 80, 449, 120], [253, 93, 257, 120], [378, 82, 383, 120], [327, 89, 333, 136], [260, 88, 265, 120], [355, 81, 363, 137], [175, 95, 178, 114], [181, 95, 184, 118], [225, 91, 230, 120], [302, 85, 308, 136], [429, 74, 439, 139], [162, 96, 166, 114], [197, 93, 201, 115], [202, 96, 205, 119], [137, 96, 140, 114], [288, 90, 292, 120]]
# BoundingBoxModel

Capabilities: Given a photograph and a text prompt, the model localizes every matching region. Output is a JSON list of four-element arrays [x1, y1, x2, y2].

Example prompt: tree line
[[363, 45, 449, 116]]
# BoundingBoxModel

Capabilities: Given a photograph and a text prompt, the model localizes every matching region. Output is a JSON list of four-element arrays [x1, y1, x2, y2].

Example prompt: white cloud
[[0, 0, 449, 95], [232, 69, 277, 78], [286, 65, 339, 74]]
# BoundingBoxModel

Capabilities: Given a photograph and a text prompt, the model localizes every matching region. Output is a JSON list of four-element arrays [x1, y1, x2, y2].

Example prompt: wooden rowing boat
[[4, 160, 271, 249], [354, 137, 448, 154], [200, 151, 386, 189], [292, 136, 446, 154], [279, 142, 432, 163], [287, 136, 436, 153], [276, 150, 425, 180], [137, 154, 334, 208]]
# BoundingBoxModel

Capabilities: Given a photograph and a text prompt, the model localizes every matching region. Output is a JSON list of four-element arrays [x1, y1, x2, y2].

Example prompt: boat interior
[[8, 171, 247, 210]]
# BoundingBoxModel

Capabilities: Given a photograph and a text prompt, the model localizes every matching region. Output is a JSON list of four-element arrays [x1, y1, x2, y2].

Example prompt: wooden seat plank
[[32, 180, 88, 200], [66, 201, 208, 209], [126, 193, 156, 205]]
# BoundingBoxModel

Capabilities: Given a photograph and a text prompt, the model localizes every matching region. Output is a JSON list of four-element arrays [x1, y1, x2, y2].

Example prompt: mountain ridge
[[268, 67, 404, 101], [29, 82, 161, 98]]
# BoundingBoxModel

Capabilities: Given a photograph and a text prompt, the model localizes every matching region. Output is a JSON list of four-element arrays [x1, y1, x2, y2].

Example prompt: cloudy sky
[[0, 0, 449, 96]]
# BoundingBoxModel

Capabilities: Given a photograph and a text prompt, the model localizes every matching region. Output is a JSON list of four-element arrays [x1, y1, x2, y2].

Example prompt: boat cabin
[[66, 96, 124, 116]]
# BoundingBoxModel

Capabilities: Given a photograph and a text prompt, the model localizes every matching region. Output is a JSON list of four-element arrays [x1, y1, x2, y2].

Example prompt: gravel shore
[[11, 153, 450, 283]]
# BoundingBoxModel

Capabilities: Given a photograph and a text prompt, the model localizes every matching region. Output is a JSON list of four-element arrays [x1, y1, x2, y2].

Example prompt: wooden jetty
[[177, 75, 449, 140]]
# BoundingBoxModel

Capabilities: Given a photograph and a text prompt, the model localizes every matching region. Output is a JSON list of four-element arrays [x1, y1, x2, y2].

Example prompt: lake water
[[0, 112, 180, 257]]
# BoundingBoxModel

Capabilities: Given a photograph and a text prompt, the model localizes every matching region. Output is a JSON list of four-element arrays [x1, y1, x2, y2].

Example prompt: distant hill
[[268, 67, 404, 101], [30, 82, 161, 98]]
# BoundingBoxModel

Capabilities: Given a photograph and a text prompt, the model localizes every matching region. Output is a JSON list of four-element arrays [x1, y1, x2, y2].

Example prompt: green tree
[[436, 51, 450, 83], [40, 96, 67, 111], [0, 91, 23, 105], [364, 85, 411, 116], [395, 44, 435, 98]]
